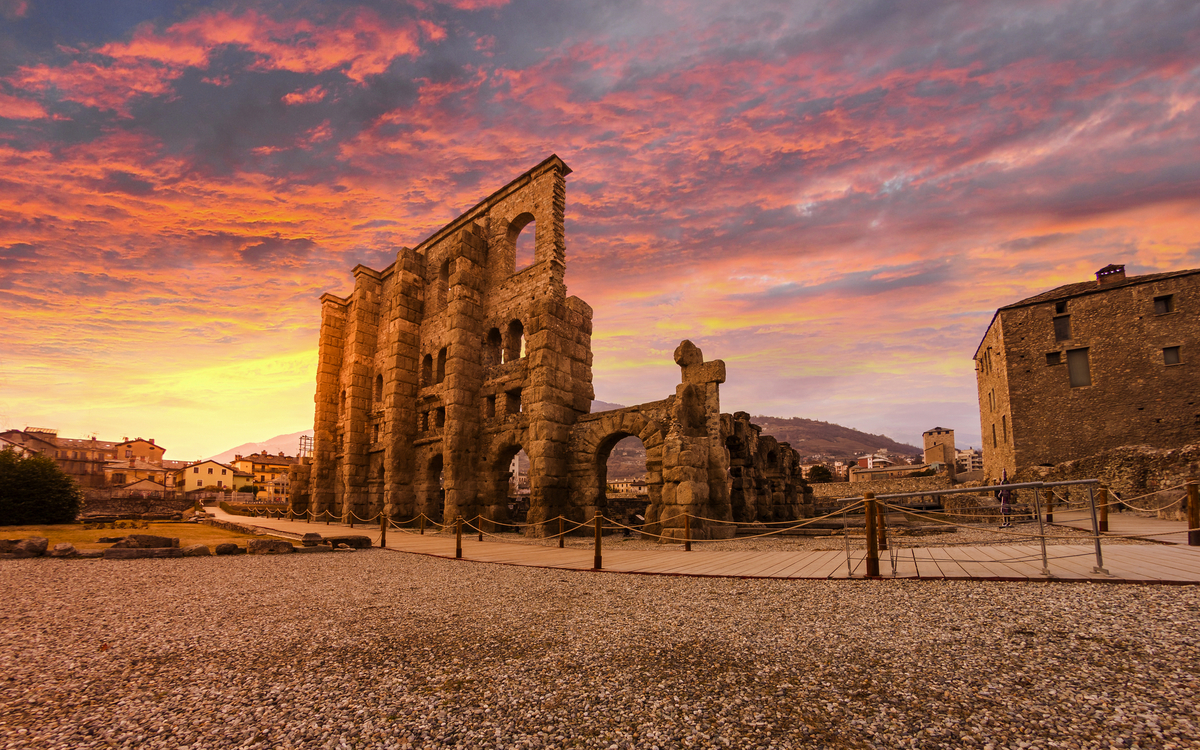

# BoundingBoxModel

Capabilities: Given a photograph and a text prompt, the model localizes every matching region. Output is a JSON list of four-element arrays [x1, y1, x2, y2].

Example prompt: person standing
[[997, 470, 1014, 528]]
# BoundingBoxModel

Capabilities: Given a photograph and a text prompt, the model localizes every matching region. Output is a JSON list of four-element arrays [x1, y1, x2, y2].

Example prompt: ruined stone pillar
[[310, 295, 347, 520], [382, 247, 423, 521], [656, 341, 731, 540], [443, 224, 487, 521], [335, 267, 380, 523]]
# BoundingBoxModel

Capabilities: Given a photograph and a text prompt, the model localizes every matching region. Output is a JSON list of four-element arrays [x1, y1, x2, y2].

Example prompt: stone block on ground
[[77, 550, 104, 559], [248, 539, 295, 555], [103, 547, 185, 559], [15, 537, 49, 556], [181, 544, 212, 556], [97, 537, 123, 543], [110, 534, 179, 549], [214, 543, 243, 556], [47, 542, 77, 557], [322, 535, 372, 549], [0, 540, 19, 553], [300, 532, 323, 547], [293, 544, 333, 554]]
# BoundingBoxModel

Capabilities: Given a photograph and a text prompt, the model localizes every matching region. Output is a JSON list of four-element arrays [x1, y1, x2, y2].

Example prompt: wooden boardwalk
[[212, 509, 1200, 584], [1050, 508, 1192, 546]]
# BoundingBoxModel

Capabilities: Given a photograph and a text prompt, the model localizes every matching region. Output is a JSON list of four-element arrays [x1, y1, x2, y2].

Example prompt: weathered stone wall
[[979, 270, 1200, 481], [810, 475, 953, 501], [1020, 442, 1199, 517]]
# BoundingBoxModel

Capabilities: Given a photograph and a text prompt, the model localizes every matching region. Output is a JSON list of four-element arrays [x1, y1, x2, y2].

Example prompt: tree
[[238, 485, 258, 496], [807, 465, 834, 483], [0, 447, 83, 525]]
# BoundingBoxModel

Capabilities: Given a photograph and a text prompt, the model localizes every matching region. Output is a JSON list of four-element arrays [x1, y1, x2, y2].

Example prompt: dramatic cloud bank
[[2, 0, 1198, 458]]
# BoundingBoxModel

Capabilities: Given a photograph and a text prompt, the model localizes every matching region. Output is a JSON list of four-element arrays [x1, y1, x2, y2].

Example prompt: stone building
[[290, 156, 811, 538], [0, 428, 120, 488], [922, 427, 956, 478], [975, 263, 1200, 480]]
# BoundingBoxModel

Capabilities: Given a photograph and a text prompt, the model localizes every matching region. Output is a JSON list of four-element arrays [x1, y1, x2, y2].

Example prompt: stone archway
[[568, 408, 665, 528], [485, 438, 528, 528]]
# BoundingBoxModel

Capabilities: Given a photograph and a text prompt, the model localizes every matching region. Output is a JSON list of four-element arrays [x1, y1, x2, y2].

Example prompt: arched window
[[507, 213, 536, 271], [436, 347, 447, 383], [438, 258, 451, 308], [421, 354, 433, 386], [505, 319, 524, 362], [485, 327, 502, 366], [373, 374, 383, 403]]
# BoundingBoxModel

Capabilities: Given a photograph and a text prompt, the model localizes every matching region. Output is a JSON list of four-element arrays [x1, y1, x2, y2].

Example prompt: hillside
[[208, 429, 312, 463], [745, 416, 919, 458]]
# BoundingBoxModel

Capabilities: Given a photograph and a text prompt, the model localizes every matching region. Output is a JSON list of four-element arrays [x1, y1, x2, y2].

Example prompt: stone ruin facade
[[289, 155, 812, 539]]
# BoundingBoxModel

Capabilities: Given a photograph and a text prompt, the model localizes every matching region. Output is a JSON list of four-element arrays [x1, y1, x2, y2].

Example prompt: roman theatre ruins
[[288, 155, 812, 539]]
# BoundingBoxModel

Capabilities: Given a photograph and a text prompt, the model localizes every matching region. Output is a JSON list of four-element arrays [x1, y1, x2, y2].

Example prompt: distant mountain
[[208, 429, 312, 463], [590, 400, 625, 413], [745, 416, 919, 458]]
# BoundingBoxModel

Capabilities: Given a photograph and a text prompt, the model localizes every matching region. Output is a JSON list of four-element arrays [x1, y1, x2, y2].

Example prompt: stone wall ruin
[[289, 156, 811, 539]]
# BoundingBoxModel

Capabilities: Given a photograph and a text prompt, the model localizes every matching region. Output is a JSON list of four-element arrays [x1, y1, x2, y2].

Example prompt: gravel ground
[[3, 552, 1198, 749]]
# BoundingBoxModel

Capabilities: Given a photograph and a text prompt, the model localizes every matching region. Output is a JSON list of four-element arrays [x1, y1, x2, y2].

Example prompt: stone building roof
[[1001, 267, 1200, 310]]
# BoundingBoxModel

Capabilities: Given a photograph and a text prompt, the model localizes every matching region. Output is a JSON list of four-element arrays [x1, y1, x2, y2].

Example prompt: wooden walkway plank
[[965, 545, 1041, 580]]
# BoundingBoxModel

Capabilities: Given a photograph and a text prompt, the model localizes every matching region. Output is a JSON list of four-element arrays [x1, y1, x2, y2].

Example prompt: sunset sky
[[2, 0, 1199, 460]]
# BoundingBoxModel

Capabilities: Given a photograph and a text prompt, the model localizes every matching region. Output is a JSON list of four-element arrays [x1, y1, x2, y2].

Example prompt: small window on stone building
[[507, 388, 522, 414], [422, 354, 433, 386], [1067, 347, 1091, 387], [372, 423, 380, 443], [374, 374, 383, 403], [505, 319, 524, 362], [1053, 315, 1071, 341], [436, 347, 447, 383], [992, 424, 997, 448], [485, 328, 502, 366], [438, 258, 451, 308], [1154, 295, 1174, 315], [1164, 346, 1181, 365], [435, 407, 446, 428], [208, 468, 213, 474], [1046, 352, 1061, 365], [1002, 415, 1008, 443], [486, 395, 496, 419], [1055, 300, 1067, 314]]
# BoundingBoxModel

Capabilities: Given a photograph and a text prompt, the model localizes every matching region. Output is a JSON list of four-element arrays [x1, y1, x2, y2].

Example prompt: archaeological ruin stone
[[290, 156, 811, 539]]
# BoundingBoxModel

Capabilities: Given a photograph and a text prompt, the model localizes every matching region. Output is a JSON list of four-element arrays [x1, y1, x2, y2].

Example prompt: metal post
[[593, 512, 602, 570], [455, 516, 462, 559], [325, 509, 330, 525], [1086, 484, 1108, 575], [1098, 486, 1109, 533], [1043, 487, 1054, 524], [379, 513, 387, 548], [684, 514, 691, 552], [864, 492, 879, 578], [1188, 481, 1199, 547], [876, 503, 888, 552], [559, 517, 564, 548], [1032, 485, 1050, 576]]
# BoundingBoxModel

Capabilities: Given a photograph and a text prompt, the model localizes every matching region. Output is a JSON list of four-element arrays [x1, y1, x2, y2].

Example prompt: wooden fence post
[[876, 502, 888, 552], [379, 513, 387, 548], [419, 514, 425, 535], [1188, 481, 1199, 547], [1098, 486, 1109, 533], [455, 516, 462, 559], [684, 514, 691, 552], [593, 512, 602, 570], [559, 517, 564, 548], [864, 492, 879, 577]]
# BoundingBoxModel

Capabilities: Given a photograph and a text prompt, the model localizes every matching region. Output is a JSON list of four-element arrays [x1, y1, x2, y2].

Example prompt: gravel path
[[2, 553, 1198, 749]]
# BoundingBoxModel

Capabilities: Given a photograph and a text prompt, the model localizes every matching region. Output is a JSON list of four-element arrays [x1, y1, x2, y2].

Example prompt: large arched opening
[[508, 212, 536, 272], [420, 453, 445, 523], [595, 433, 650, 527], [486, 444, 527, 527]]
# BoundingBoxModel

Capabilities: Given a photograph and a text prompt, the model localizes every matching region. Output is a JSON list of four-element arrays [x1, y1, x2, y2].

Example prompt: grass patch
[[0, 521, 277, 551]]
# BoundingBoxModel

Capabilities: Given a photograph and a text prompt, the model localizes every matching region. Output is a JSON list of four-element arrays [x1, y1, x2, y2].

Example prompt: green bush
[[0, 447, 83, 525], [807, 465, 834, 483], [219, 500, 252, 517]]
